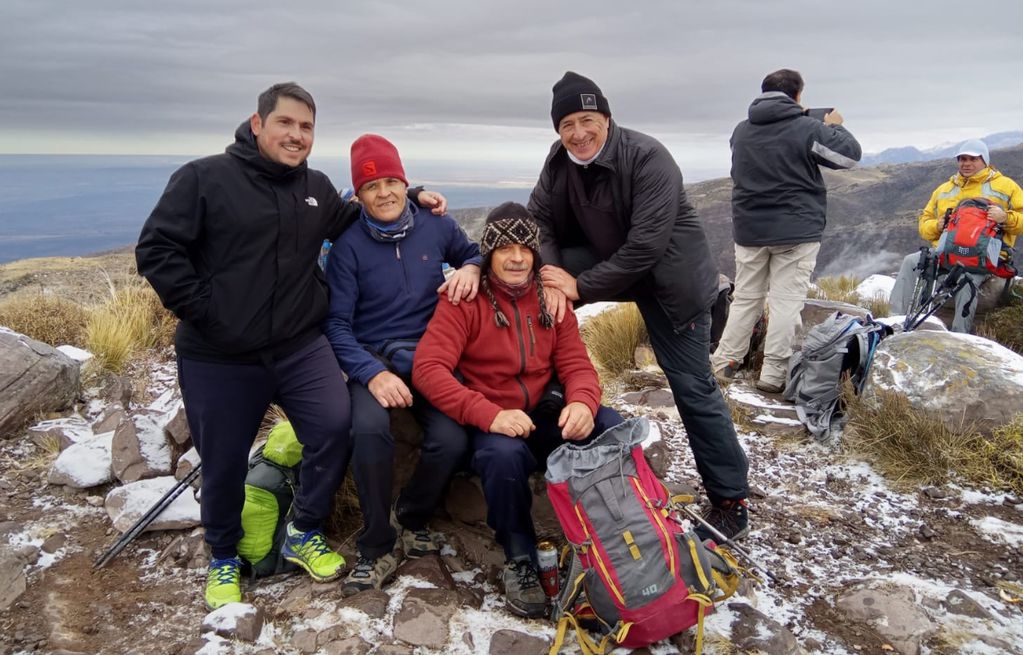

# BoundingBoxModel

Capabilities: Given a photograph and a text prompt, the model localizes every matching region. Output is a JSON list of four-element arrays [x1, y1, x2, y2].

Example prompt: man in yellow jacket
[[889, 139, 1023, 332]]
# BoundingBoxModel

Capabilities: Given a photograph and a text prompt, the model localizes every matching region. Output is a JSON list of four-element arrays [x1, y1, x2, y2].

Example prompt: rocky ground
[[1, 352, 1021, 655], [1, 258, 1022, 654]]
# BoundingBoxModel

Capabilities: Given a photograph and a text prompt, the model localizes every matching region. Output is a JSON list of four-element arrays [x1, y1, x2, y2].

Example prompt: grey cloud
[[1, 0, 1021, 155]]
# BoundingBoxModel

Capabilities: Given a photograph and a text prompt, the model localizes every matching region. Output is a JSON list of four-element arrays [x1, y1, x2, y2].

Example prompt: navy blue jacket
[[323, 206, 481, 385]]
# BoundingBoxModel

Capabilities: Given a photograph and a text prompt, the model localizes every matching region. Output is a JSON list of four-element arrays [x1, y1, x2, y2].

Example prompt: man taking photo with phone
[[711, 68, 862, 394]]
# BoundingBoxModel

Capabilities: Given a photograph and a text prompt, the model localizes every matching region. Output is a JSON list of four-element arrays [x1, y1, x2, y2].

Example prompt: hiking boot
[[502, 557, 547, 618], [695, 499, 750, 543], [755, 379, 784, 394], [281, 523, 346, 582], [391, 500, 443, 558], [341, 552, 399, 596], [204, 557, 241, 610], [400, 526, 443, 558], [714, 360, 739, 387]]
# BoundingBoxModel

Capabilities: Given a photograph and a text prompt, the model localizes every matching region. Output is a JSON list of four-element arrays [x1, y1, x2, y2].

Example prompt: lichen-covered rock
[[0, 328, 79, 438], [865, 331, 1023, 433]]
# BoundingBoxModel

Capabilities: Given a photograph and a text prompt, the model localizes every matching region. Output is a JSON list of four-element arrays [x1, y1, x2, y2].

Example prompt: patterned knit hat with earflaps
[[479, 202, 553, 329]]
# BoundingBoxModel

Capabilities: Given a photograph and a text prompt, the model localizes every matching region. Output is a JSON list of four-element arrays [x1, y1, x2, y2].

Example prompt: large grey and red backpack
[[545, 418, 740, 654], [936, 197, 1016, 278]]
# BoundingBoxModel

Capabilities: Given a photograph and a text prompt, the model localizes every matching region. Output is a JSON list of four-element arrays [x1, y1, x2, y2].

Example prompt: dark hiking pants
[[559, 245, 750, 506], [178, 335, 352, 559], [470, 405, 623, 561], [349, 381, 469, 560]]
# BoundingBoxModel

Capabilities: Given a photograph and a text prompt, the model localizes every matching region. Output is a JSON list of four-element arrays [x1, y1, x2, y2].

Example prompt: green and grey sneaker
[[341, 552, 399, 597], [205, 557, 242, 610], [281, 523, 346, 582]]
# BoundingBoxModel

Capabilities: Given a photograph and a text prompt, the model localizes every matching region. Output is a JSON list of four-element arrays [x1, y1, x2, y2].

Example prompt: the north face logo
[[580, 93, 598, 110], [362, 161, 377, 177]]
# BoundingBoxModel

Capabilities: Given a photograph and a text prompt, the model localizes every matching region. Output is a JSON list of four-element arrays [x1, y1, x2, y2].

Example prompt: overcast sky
[[3, 0, 1021, 184]]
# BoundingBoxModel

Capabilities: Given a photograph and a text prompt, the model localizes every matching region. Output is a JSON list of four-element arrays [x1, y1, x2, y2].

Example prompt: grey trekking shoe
[[400, 526, 443, 558], [502, 557, 547, 618], [714, 360, 740, 387], [391, 501, 443, 558], [341, 552, 399, 597], [755, 379, 784, 394]]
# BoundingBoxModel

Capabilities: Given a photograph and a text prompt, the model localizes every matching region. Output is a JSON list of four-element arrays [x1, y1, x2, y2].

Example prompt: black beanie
[[550, 71, 611, 131]]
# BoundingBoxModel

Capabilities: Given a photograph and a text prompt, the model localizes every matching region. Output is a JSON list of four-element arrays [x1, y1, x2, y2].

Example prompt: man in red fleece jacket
[[413, 202, 622, 618]]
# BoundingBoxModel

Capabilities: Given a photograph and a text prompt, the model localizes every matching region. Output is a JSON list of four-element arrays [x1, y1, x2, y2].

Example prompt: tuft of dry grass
[[846, 389, 1023, 494], [580, 303, 648, 377], [976, 292, 1023, 355], [85, 277, 176, 372], [0, 291, 90, 347], [808, 275, 891, 318], [327, 473, 364, 546]]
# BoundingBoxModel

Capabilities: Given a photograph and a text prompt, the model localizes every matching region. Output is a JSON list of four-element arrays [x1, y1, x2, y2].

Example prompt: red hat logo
[[362, 161, 377, 177]]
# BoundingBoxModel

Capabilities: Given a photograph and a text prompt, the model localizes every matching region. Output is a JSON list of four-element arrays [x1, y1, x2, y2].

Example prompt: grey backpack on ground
[[783, 311, 891, 441]]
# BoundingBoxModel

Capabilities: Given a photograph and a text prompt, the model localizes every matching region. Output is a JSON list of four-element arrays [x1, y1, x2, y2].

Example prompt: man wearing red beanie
[[137, 83, 449, 610], [324, 134, 481, 596]]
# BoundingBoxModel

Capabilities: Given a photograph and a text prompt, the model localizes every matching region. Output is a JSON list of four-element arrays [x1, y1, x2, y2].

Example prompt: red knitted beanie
[[350, 134, 408, 192]]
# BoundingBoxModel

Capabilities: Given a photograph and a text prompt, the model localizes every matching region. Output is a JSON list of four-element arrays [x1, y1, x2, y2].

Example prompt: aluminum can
[[537, 540, 560, 598]]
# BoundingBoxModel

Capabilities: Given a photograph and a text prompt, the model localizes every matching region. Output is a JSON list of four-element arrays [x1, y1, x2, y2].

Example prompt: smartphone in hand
[[805, 107, 834, 121]]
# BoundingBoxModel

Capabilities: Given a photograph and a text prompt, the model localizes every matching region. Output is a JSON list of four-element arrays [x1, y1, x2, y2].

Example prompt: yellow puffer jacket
[[918, 167, 1023, 249]]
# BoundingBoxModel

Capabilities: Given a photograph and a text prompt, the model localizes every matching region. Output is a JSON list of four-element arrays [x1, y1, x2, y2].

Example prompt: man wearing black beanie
[[530, 72, 752, 541]]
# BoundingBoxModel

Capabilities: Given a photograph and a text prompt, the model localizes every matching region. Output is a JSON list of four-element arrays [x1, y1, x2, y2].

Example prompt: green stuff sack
[[237, 421, 303, 578], [263, 420, 303, 468]]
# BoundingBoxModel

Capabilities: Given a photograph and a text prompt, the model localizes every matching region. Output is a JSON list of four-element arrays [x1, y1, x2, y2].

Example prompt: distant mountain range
[[859, 131, 1023, 167], [454, 144, 1023, 282]]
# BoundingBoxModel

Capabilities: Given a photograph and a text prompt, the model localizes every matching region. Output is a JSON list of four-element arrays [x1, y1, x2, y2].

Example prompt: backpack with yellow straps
[[544, 417, 741, 654]]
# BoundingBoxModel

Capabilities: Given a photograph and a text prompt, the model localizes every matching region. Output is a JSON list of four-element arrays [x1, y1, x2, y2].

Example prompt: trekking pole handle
[[93, 465, 202, 569], [676, 504, 779, 583]]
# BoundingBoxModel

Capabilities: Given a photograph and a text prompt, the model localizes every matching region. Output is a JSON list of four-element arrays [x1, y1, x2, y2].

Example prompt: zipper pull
[[395, 242, 401, 260], [527, 316, 536, 353]]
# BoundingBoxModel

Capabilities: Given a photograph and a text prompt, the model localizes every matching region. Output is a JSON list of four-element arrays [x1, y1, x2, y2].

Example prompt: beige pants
[[711, 242, 820, 386]]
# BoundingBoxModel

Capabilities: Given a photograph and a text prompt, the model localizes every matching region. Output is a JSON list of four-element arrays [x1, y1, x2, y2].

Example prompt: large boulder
[[865, 331, 1023, 433], [0, 328, 79, 437]]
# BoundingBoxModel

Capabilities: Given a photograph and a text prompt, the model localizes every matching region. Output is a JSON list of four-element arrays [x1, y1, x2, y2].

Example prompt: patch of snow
[[727, 386, 790, 410], [106, 476, 201, 533], [971, 516, 1023, 547], [641, 420, 662, 448], [573, 301, 618, 326], [48, 431, 114, 488], [753, 414, 802, 426], [877, 314, 946, 331], [147, 387, 180, 416], [56, 344, 93, 362], [959, 489, 1015, 505], [133, 414, 173, 471], [855, 274, 895, 301]]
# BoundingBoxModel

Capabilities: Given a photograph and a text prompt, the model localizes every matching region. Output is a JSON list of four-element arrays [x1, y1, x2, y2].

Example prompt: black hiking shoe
[[502, 557, 546, 618], [695, 499, 750, 543]]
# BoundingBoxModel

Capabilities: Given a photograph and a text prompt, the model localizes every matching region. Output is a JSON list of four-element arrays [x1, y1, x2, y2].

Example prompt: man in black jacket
[[711, 69, 861, 393], [136, 82, 446, 610], [529, 72, 751, 540]]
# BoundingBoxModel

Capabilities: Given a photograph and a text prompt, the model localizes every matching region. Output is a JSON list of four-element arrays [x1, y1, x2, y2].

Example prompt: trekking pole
[[94, 464, 202, 569], [673, 504, 780, 584], [905, 266, 975, 332]]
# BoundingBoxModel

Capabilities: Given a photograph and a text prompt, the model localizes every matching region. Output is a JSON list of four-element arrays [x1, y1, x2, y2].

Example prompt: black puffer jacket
[[730, 92, 862, 246], [528, 122, 719, 331], [136, 122, 355, 363]]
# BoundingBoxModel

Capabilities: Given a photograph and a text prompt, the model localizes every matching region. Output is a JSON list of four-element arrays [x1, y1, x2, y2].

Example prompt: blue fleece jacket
[[323, 205, 481, 385]]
